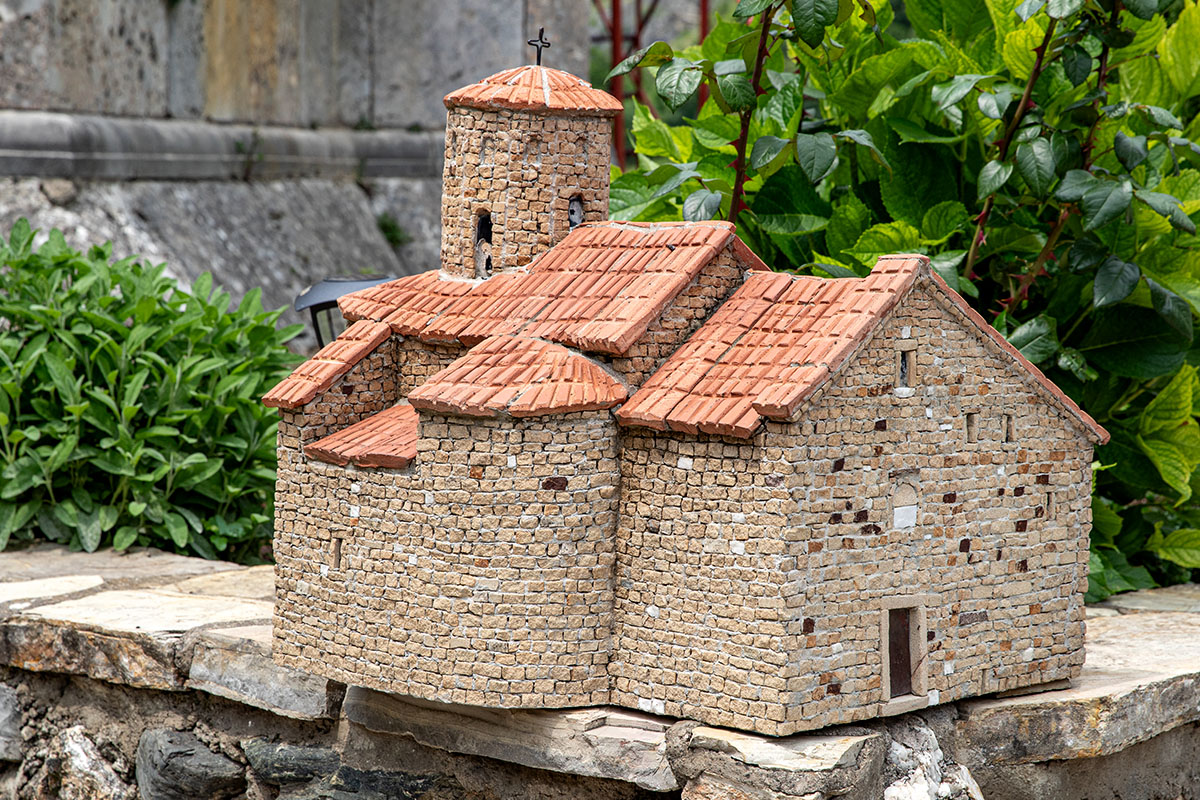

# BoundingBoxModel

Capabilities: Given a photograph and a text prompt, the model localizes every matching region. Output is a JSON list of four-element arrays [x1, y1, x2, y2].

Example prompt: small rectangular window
[[330, 535, 343, 571], [1003, 414, 1014, 443], [898, 349, 914, 388], [965, 412, 979, 443]]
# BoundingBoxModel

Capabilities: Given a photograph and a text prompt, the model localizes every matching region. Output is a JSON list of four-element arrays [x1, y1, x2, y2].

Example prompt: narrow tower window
[[898, 350, 910, 387], [474, 212, 493, 279], [965, 412, 979, 443], [1003, 413, 1015, 443], [330, 534, 344, 571], [568, 195, 585, 230]]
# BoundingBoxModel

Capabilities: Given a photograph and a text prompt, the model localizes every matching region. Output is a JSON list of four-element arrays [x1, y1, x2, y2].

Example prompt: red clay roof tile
[[337, 220, 740, 357], [618, 254, 1109, 443], [408, 335, 627, 419], [618, 255, 922, 435], [263, 320, 391, 409], [305, 403, 419, 469], [444, 65, 623, 117]]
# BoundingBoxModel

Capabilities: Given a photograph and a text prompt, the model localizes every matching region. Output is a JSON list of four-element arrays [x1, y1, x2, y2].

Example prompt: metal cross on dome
[[527, 27, 551, 65]]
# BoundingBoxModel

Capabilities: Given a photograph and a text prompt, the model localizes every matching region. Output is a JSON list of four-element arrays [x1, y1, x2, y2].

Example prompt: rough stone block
[[136, 729, 245, 800], [186, 625, 343, 720], [343, 687, 679, 791]]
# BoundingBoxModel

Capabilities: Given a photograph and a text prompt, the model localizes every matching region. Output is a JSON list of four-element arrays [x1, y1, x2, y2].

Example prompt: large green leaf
[[656, 59, 703, 110], [825, 194, 872, 260], [977, 160, 1013, 201], [1147, 278, 1194, 343], [1152, 528, 1200, 567], [1081, 179, 1134, 231], [792, 0, 839, 47], [606, 41, 675, 81], [1158, 0, 1200, 98], [1046, 0, 1083, 17], [631, 102, 681, 160], [1138, 434, 1195, 502], [920, 201, 969, 243], [1136, 190, 1197, 235], [932, 74, 989, 110], [795, 133, 838, 182], [734, 0, 777, 19], [1007, 315, 1059, 363], [1114, 132, 1149, 172], [1015, 139, 1056, 197], [1093, 257, 1141, 308], [1141, 365, 1195, 436], [683, 189, 723, 221], [1061, 44, 1092, 86], [753, 165, 833, 234], [717, 74, 756, 111], [1079, 307, 1190, 378], [845, 222, 922, 267], [750, 135, 790, 170]]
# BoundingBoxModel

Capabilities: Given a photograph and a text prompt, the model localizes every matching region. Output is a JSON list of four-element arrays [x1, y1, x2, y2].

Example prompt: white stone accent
[[677, 456, 694, 470], [894, 504, 918, 529]]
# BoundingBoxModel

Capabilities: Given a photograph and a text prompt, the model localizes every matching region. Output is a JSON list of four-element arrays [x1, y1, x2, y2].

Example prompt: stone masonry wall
[[396, 337, 466, 396], [440, 107, 611, 277], [273, 411, 621, 709], [284, 341, 401, 448], [608, 276, 1093, 736], [606, 244, 746, 388]]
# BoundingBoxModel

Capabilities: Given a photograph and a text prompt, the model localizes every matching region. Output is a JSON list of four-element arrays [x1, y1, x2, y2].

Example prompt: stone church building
[[263, 63, 1108, 736]]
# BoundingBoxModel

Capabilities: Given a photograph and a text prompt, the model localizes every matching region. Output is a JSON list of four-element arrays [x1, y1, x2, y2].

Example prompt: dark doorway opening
[[889, 607, 913, 697]]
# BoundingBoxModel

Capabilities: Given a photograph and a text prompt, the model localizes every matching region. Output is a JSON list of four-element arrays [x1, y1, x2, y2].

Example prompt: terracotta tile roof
[[617, 256, 919, 437], [340, 221, 741, 356], [444, 65, 623, 117], [305, 404, 418, 469], [262, 320, 391, 409], [408, 335, 627, 418], [928, 271, 1109, 445], [618, 254, 1109, 443]]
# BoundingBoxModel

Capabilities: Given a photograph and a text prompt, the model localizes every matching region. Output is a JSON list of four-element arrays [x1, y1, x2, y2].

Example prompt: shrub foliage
[[0, 220, 302, 562], [609, 0, 1200, 598]]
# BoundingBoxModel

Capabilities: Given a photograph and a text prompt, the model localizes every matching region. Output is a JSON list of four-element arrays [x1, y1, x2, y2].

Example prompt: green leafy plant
[[377, 212, 414, 250], [608, 0, 1200, 599], [0, 220, 302, 562]]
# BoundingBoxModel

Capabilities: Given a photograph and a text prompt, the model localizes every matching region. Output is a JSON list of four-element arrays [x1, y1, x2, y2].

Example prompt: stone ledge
[[0, 111, 443, 181], [2, 545, 1200, 796], [955, 611, 1200, 764]]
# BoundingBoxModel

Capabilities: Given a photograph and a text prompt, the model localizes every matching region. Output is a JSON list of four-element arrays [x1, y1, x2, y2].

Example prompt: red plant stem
[[611, 0, 626, 169], [963, 17, 1059, 279], [728, 8, 774, 222], [1001, 3, 1121, 313]]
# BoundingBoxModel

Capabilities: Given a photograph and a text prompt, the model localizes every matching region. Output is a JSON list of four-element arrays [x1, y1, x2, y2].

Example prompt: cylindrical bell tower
[[439, 65, 622, 279]]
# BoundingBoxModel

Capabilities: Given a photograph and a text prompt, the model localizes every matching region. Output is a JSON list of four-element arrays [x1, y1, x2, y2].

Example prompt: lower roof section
[[304, 403, 418, 469], [408, 334, 628, 419]]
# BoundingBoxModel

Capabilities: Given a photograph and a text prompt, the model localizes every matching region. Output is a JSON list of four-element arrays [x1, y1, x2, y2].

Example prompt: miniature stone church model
[[263, 60, 1108, 736]]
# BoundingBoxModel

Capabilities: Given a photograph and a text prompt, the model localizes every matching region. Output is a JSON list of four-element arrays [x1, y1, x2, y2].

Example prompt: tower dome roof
[[444, 65, 623, 117]]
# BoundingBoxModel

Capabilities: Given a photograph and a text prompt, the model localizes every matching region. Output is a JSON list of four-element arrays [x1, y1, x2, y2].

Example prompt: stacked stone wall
[[287, 340, 401, 447], [395, 337, 465, 395], [439, 107, 611, 276], [273, 411, 621, 708], [607, 245, 746, 387], [608, 278, 1093, 735]]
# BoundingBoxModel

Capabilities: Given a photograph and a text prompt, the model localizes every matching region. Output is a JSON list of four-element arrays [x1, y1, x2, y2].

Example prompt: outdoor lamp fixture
[[294, 276, 396, 348]]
